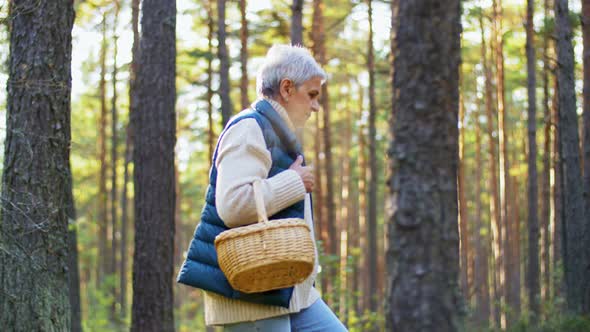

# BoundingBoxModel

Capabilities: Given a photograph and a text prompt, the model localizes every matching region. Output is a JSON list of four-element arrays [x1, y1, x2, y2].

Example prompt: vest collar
[[253, 99, 303, 158]]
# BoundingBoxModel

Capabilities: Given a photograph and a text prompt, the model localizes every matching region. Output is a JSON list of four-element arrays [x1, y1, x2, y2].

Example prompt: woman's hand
[[289, 155, 314, 193]]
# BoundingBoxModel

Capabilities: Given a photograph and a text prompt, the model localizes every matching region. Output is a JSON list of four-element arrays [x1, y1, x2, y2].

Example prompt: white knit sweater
[[204, 99, 321, 326]]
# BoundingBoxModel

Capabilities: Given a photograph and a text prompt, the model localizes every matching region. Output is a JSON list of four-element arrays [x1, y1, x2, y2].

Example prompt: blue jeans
[[223, 299, 348, 331]]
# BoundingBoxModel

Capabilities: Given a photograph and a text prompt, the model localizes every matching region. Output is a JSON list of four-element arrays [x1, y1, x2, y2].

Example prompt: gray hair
[[256, 44, 327, 98]]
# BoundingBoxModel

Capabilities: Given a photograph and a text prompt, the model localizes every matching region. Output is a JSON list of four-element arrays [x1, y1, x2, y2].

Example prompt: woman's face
[[282, 77, 322, 128]]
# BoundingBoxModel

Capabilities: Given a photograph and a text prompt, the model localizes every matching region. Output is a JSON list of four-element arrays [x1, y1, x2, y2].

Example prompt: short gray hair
[[256, 44, 327, 98]]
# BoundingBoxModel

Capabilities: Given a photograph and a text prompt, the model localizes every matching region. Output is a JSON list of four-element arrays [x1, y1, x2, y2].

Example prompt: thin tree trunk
[[291, 0, 304, 45], [207, 0, 215, 166], [459, 85, 470, 303], [540, 0, 552, 303], [312, 0, 337, 302], [98, 13, 109, 286], [131, 0, 176, 330], [552, 71, 563, 300], [582, 0, 590, 314], [217, 0, 233, 126], [366, 0, 378, 314], [555, 0, 587, 314], [474, 95, 490, 326], [338, 87, 353, 325], [120, 0, 140, 319], [239, 0, 249, 110], [354, 82, 365, 317], [480, 12, 502, 327], [67, 164, 82, 332], [526, 0, 541, 319], [110, 2, 121, 320], [386, 0, 461, 330], [0, 1, 75, 329]]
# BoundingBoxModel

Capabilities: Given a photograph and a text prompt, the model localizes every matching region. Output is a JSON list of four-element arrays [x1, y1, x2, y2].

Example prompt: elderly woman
[[177, 45, 347, 331]]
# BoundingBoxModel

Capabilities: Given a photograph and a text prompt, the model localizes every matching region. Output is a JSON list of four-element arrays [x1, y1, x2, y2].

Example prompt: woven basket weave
[[214, 180, 315, 293]]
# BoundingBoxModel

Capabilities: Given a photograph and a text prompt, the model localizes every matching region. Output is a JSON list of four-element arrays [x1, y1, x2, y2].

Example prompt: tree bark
[[386, 1, 461, 330], [540, 0, 552, 303], [480, 11, 502, 327], [67, 165, 82, 332], [131, 0, 176, 330], [552, 70, 563, 300], [581, 0, 590, 314], [207, 0, 215, 166], [98, 13, 109, 286], [312, 0, 337, 302], [0, 1, 75, 330], [217, 0, 233, 126], [110, 2, 121, 319], [291, 0, 304, 45], [458, 84, 470, 304], [366, 0, 379, 314], [239, 0, 249, 110], [555, 0, 587, 314], [526, 0, 541, 319], [120, 0, 140, 319], [474, 88, 490, 326]]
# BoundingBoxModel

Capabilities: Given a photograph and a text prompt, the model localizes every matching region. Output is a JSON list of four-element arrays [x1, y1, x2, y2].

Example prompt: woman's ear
[[279, 79, 293, 101]]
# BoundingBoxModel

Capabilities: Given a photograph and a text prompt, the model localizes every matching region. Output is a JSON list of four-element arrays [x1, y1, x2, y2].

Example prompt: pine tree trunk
[[474, 95, 490, 326], [338, 87, 353, 324], [354, 82, 365, 317], [540, 0, 552, 303], [0, 1, 75, 329], [98, 13, 109, 286], [552, 72, 563, 300], [526, 0, 541, 318], [110, 2, 121, 320], [218, 0, 233, 126], [312, 0, 337, 302], [555, 0, 587, 314], [582, 0, 590, 314], [480, 12, 502, 327], [459, 87, 470, 304], [386, 0, 461, 330], [366, 0, 379, 313], [131, 0, 176, 330], [67, 167, 82, 332], [207, 0, 215, 166], [291, 0, 304, 45], [239, 0, 249, 111], [120, 0, 140, 319]]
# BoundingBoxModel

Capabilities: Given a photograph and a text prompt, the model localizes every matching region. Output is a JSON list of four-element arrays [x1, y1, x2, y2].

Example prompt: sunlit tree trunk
[[120, 0, 140, 319], [555, 0, 587, 314], [0, 1, 75, 329], [480, 11, 502, 327], [526, 0, 541, 319], [474, 92, 490, 326], [540, 0, 552, 303], [312, 0, 337, 303], [386, 0, 461, 330], [131, 0, 176, 330]]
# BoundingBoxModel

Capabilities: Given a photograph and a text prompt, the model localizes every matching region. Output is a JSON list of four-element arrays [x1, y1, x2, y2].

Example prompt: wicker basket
[[214, 180, 315, 293]]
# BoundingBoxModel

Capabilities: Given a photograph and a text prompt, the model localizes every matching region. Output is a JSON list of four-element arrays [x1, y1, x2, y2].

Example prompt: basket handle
[[252, 180, 269, 223]]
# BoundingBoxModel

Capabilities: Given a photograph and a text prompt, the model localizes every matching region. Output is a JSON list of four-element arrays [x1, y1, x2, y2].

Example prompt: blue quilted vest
[[176, 99, 307, 308]]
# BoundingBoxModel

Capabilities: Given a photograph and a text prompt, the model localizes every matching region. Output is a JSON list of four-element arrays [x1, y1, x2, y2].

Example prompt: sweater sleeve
[[215, 119, 306, 228]]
